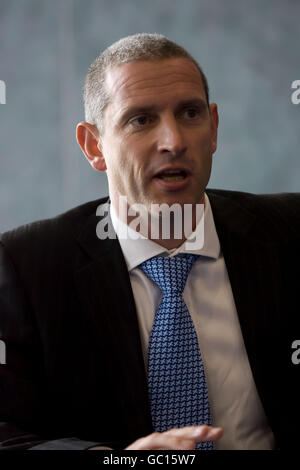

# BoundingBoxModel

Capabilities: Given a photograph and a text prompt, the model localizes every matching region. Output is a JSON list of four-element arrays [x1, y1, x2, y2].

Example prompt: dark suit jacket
[[0, 189, 299, 450]]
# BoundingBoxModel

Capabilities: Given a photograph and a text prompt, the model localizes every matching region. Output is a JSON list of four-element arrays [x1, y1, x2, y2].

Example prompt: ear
[[209, 103, 219, 154], [76, 122, 107, 172]]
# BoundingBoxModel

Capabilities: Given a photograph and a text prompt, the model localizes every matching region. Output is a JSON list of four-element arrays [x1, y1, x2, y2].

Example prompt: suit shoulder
[[0, 197, 109, 254], [208, 187, 300, 208], [207, 188, 300, 238]]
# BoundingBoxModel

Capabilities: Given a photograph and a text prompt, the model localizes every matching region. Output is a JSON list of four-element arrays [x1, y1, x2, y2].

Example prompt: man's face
[[98, 57, 218, 213]]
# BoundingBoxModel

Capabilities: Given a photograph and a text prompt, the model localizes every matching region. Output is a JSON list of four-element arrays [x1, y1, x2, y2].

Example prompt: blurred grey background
[[0, 0, 299, 231]]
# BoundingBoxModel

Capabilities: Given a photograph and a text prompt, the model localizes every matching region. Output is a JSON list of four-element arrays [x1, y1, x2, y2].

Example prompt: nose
[[157, 115, 187, 157]]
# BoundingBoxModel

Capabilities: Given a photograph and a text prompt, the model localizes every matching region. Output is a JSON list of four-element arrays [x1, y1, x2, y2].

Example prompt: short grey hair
[[83, 33, 210, 133]]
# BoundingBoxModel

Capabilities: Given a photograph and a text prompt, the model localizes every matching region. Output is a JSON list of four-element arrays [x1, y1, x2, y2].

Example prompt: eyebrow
[[117, 105, 158, 126], [177, 98, 207, 113], [117, 98, 207, 126]]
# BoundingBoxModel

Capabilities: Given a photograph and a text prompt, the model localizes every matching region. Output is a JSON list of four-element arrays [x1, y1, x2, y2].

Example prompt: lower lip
[[153, 175, 191, 191]]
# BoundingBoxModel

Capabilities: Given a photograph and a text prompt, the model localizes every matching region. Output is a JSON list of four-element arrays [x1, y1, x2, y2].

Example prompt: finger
[[164, 425, 210, 437], [125, 426, 223, 450], [125, 432, 194, 450], [203, 427, 223, 442], [131, 434, 195, 450], [165, 425, 222, 441], [177, 439, 196, 450]]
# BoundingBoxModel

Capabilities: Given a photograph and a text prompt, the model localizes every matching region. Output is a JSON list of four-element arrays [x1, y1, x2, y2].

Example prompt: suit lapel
[[207, 190, 281, 435], [74, 202, 153, 442]]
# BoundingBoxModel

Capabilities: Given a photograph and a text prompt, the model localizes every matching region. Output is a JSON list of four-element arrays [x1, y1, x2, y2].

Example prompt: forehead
[[104, 58, 206, 111]]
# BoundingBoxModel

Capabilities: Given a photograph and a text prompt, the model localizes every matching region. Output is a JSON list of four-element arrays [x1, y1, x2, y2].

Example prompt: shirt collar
[[110, 193, 220, 271]]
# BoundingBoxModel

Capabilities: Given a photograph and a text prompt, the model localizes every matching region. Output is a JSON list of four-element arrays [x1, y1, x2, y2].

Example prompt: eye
[[130, 115, 153, 127], [182, 107, 201, 119]]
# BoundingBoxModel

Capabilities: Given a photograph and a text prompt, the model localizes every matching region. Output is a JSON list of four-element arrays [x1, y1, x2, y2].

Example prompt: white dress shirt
[[110, 193, 275, 450]]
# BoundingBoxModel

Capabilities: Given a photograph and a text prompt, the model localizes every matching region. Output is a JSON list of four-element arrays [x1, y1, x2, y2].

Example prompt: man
[[0, 33, 299, 451]]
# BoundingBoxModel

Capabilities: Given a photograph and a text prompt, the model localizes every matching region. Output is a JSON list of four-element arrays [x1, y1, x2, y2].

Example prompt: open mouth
[[155, 169, 188, 182]]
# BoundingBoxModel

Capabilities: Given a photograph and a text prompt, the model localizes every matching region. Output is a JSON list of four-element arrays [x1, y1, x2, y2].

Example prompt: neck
[[111, 194, 205, 250]]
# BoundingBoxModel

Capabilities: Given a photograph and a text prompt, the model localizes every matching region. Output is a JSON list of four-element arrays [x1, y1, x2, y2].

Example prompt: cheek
[[102, 139, 126, 173], [103, 133, 150, 184], [107, 151, 137, 190], [194, 130, 214, 156]]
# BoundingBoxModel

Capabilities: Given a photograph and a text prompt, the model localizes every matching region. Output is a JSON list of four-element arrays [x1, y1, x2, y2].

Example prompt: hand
[[124, 425, 223, 450]]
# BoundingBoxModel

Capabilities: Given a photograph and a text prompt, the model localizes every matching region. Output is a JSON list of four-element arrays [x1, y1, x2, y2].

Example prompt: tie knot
[[138, 254, 198, 295]]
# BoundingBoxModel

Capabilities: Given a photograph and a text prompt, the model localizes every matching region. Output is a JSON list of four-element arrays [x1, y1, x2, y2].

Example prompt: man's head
[[83, 33, 210, 134], [77, 33, 218, 226]]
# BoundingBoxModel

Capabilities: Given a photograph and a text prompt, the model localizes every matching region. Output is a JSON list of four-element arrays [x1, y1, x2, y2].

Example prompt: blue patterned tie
[[138, 254, 213, 450]]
